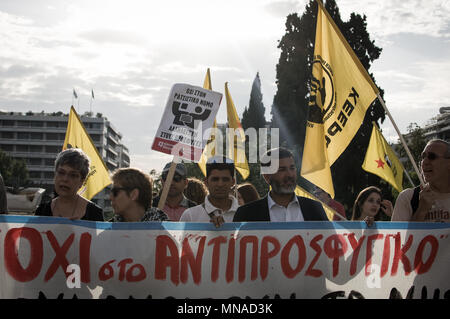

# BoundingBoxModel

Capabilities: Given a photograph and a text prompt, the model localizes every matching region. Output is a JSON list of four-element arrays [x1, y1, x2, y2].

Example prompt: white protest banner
[[151, 83, 222, 162], [0, 215, 449, 299]]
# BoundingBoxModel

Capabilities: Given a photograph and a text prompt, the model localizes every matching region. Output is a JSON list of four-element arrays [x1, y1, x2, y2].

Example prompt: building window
[[0, 144, 13, 151], [30, 145, 43, 152], [45, 158, 55, 166], [30, 133, 43, 140], [44, 172, 54, 179], [16, 145, 28, 152], [29, 171, 41, 178], [1, 120, 15, 126], [29, 158, 42, 165], [17, 132, 29, 139], [46, 122, 59, 128], [46, 145, 61, 153], [1, 132, 14, 139], [30, 121, 43, 127], [46, 133, 58, 140], [17, 121, 30, 127]]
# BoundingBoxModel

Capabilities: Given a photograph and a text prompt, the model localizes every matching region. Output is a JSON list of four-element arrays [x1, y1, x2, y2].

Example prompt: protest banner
[[0, 215, 448, 299], [151, 83, 223, 162]]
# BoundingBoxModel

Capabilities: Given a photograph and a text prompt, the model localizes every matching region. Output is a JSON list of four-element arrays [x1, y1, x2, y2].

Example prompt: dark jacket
[[233, 195, 328, 222]]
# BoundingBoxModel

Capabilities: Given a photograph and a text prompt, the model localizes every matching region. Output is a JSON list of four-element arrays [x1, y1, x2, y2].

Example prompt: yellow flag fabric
[[294, 185, 346, 221], [362, 123, 404, 192], [301, 1, 379, 198], [198, 68, 217, 177], [225, 82, 250, 180], [63, 106, 111, 199]]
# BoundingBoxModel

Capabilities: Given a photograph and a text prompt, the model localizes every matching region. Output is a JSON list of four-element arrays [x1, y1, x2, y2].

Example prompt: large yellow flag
[[301, 0, 379, 198], [225, 82, 250, 179], [63, 106, 111, 199], [362, 123, 404, 192], [197, 68, 219, 176]]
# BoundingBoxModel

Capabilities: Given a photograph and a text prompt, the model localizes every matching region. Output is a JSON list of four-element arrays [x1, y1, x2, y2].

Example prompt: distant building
[[0, 111, 130, 213], [422, 107, 450, 142]]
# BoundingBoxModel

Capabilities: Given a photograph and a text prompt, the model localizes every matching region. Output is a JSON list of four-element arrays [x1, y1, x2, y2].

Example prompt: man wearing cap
[[152, 162, 196, 221], [180, 156, 239, 228], [233, 147, 328, 222]]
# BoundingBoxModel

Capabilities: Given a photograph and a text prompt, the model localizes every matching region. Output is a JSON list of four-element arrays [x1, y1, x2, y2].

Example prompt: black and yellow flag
[[362, 123, 404, 192], [63, 106, 111, 199], [301, 0, 379, 198]]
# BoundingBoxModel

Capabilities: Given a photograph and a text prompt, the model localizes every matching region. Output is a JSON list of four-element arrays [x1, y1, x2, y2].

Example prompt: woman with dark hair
[[35, 148, 103, 221], [237, 183, 260, 206], [351, 186, 393, 222]]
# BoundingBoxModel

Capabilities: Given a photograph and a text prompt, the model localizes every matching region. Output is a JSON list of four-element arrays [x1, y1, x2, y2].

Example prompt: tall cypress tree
[[271, 0, 387, 215], [242, 72, 266, 130]]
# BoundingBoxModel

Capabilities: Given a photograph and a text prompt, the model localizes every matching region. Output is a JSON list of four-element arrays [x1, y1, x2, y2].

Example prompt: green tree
[[272, 0, 388, 216], [0, 149, 29, 188], [242, 72, 266, 131]]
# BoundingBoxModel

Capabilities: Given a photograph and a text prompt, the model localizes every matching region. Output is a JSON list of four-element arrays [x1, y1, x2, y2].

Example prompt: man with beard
[[233, 147, 328, 222]]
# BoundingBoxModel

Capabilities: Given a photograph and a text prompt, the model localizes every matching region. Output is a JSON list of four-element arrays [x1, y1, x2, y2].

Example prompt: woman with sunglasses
[[392, 139, 450, 222], [35, 148, 103, 221], [109, 167, 168, 222]]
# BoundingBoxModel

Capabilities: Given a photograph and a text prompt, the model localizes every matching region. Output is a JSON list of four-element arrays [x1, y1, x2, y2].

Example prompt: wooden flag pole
[[376, 93, 424, 186]]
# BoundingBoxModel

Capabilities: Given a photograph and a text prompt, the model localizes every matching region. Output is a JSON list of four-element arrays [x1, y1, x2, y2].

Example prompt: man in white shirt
[[180, 156, 238, 227], [392, 139, 450, 222], [233, 147, 328, 222]]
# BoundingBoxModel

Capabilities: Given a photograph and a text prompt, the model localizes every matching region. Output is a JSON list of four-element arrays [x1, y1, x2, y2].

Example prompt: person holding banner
[[180, 156, 238, 228], [392, 139, 450, 222], [35, 148, 103, 221], [110, 168, 168, 222], [233, 147, 328, 222], [351, 186, 393, 224]]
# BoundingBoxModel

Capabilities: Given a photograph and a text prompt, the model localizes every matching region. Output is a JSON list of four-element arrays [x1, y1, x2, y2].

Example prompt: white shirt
[[268, 192, 304, 222], [180, 195, 239, 222]]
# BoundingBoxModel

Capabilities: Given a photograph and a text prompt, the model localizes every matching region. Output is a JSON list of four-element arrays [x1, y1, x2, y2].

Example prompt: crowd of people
[[0, 139, 448, 224]]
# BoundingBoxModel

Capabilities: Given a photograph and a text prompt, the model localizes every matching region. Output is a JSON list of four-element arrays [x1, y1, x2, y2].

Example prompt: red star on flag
[[375, 158, 385, 169]]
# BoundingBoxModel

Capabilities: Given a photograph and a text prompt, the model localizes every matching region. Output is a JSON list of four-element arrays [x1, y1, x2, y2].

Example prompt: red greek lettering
[[347, 233, 365, 276], [324, 234, 348, 277], [180, 236, 206, 285], [280, 235, 306, 278], [154, 235, 179, 285], [208, 236, 227, 282], [118, 258, 133, 281], [226, 236, 236, 283], [365, 234, 383, 276], [380, 234, 392, 278], [126, 263, 146, 282], [79, 232, 91, 283], [414, 235, 439, 274], [98, 259, 115, 281], [238, 236, 258, 282], [4, 227, 43, 282], [306, 234, 323, 277], [44, 231, 75, 282], [260, 236, 281, 280], [391, 233, 413, 276]]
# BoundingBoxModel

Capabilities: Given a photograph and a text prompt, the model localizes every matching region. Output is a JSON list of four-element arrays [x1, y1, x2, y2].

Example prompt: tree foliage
[[242, 72, 266, 131], [0, 149, 29, 188], [271, 0, 388, 217]]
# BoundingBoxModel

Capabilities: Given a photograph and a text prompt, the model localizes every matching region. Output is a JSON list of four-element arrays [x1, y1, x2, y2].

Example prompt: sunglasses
[[420, 152, 446, 161], [110, 187, 131, 197], [162, 174, 184, 182]]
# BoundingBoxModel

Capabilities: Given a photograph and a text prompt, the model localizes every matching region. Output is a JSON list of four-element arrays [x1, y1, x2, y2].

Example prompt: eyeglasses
[[162, 174, 184, 182], [111, 187, 131, 197], [420, 152, 447, 161], [55, 168, 81, 180]]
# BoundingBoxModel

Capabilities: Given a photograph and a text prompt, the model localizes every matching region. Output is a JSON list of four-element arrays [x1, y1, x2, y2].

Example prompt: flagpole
[[404, 168, 415, 187], [376, 93, 424, 186]]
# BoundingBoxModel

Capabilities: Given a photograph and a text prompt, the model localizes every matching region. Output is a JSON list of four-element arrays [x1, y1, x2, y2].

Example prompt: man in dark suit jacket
[[233, 147, 328, 222]]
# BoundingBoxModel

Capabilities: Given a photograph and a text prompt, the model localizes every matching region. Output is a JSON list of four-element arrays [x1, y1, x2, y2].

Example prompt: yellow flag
[[63, 106, 111, 199], [294, 185, 346, 221], [301, 1, 379, 198], [362, 123, 404, 192], [225, 82, 250, 180], [197, 68, 218, 176]]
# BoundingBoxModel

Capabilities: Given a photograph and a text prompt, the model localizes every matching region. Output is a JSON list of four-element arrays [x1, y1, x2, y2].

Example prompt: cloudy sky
[[1, 0, 449, 173]]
